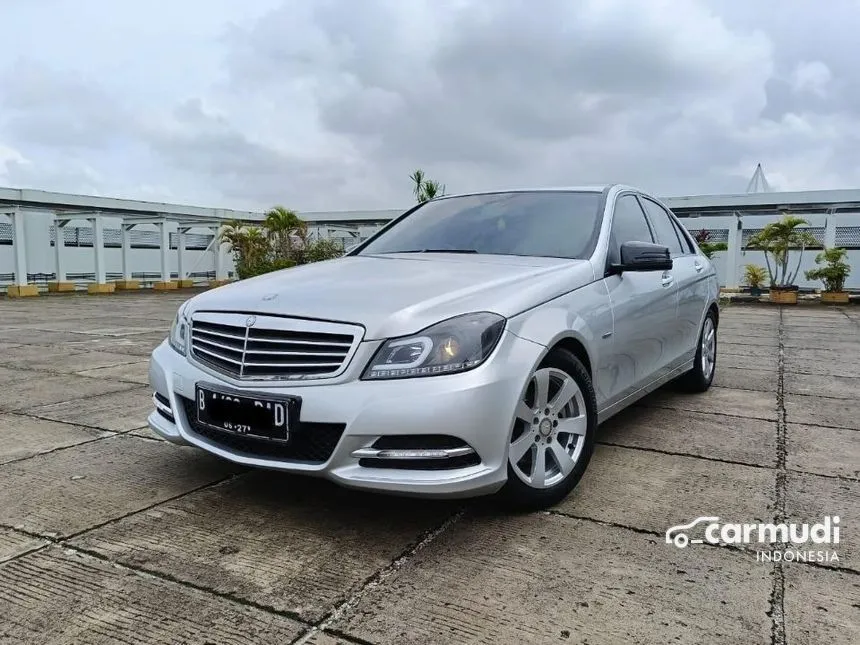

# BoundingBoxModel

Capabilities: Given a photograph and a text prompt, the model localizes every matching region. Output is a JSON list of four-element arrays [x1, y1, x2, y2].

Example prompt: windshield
[[356, 191, 604, 259]]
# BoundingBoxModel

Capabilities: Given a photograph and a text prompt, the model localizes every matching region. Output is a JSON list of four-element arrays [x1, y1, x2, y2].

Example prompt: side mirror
[[613, 241, 673, 273], [344, 243, 359, 255]]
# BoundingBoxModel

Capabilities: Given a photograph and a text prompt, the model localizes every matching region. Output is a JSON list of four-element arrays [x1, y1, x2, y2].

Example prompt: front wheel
[[501, 348, 597, 510], [676, 310, 717, 392]]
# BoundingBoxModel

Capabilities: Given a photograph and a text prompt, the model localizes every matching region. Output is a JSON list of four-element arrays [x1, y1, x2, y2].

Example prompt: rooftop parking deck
[[0, 293, 857, 644]]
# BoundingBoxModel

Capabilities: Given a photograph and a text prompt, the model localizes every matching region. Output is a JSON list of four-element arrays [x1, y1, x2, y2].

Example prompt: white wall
[[682, 211, 860, 290], [0, 210, 234, 281]]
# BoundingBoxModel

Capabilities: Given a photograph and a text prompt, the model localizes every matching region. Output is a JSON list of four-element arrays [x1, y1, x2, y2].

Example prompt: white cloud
[[791, 61, 832, 98], [0, 0, 858, 210]]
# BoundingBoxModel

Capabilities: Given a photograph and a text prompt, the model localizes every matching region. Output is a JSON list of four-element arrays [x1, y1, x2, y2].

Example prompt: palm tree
[[746, 214, 817, 287], [410, 169, 446, 203], [264, 205, 307, 261]]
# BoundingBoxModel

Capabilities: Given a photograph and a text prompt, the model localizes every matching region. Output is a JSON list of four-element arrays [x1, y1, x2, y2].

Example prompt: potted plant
[[743, 264, 767, 297], [745, 215, 817, 305], [693, 229, 728, 260], [805, 247, 851, 304]]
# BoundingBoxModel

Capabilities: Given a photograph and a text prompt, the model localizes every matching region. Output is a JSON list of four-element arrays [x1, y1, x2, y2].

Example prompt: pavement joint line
[[0, 540, 51, 565], [595, 439, 860, 483], [595, 439, 773, 471], [3, 358, 148, 381], [63, 542, 315, 627], [635, 402, 775, 423], [3, 382, 148, 415], [776, 417, 860, 433], [61, 469, 249, 542], [770, 307, 788, 645], [291, 506, 468, 645], [0, 433, 120, 468], [782, 390, 860, 403], [317, 628, 381, 645], [6, 408, 148, 437]]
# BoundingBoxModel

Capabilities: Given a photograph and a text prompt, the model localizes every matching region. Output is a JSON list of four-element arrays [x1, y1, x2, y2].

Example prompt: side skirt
[[596, 358, 695, 425]]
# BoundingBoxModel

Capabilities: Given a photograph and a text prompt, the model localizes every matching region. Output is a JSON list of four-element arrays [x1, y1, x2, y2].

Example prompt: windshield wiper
[[385, 248, 479, 254]]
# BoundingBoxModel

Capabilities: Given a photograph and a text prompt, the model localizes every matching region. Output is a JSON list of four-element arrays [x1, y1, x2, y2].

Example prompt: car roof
[[436, 184, 640, 200]]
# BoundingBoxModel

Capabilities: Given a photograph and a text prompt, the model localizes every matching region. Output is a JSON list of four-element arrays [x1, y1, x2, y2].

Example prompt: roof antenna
[[746, 163, 772, 193]]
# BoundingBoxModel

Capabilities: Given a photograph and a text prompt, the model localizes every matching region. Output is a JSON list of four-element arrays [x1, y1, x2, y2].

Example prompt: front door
[[640, 196, 709, 362], [601, 193, 679, 408]]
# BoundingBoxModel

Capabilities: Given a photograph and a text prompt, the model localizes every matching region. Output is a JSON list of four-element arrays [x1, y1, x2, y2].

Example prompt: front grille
[[190, 312, 360, 381], [179, 397, 344, 463]]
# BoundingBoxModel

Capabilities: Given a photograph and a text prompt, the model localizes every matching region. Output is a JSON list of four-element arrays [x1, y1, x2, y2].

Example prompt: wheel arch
[[547, 335, 593, 379]]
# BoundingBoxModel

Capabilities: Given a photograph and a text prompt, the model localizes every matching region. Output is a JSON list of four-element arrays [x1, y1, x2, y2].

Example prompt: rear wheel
[[676, 310, 717, 392], [501, 348, 597, 509]]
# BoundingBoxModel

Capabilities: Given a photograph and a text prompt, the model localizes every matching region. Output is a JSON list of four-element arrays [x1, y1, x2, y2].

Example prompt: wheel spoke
[[533, 370, 550, 410], [548, 377, 578, 414], [531, 446, 547, 487], [515, 400, 534, 423], [549, 439, 575, 476], [509, 431, 535, 463], [557, 414, 588, 436]]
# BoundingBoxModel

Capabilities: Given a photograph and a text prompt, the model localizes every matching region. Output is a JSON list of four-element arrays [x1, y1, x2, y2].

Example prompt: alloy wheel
[[509, 367, 588, 489], [701, 316, 716, 381]]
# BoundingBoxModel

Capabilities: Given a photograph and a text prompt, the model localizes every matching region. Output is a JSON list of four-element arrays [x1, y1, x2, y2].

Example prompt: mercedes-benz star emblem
[[245, 315, 257, 327]]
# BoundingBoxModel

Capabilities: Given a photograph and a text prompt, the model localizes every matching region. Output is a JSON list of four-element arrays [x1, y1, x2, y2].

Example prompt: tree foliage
[[693, 229, 728, 259], [219, 206, 344, 279], [745, 215, 817, 287], [805, 247, 851, 293], [410, 169, 446, 203], [743, 264, 768, 289]]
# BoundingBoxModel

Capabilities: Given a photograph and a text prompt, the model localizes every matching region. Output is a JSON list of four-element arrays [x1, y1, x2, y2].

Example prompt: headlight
[[168, 306, 190, 355], [362, 312, 506, 380]]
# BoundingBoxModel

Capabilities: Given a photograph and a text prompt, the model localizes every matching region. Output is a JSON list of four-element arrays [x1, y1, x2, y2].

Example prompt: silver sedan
[[148, 185, 719, 508]]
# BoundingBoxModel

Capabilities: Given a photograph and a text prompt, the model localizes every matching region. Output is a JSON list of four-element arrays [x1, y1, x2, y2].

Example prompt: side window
[[610, 194, 654, 255], [670, 216, 696, 254], [640, 198, 685, 257]]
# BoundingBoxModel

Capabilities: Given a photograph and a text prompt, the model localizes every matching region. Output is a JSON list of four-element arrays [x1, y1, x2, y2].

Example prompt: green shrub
[[805, 247, 851, 293], [220, 206, 345, 280]]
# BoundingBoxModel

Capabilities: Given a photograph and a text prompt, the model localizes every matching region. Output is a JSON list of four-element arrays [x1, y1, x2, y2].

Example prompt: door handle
[[661, 273, 674, 287], [694, 261, 704, 273]]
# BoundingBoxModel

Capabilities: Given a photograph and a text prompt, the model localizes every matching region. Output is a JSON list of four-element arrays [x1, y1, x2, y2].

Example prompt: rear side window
[[640, 197, 685, 257], [670, 217, 696, 254]]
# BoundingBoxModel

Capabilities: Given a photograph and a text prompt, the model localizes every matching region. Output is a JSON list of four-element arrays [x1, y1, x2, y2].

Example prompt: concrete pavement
[[0, 293, 857, 644]]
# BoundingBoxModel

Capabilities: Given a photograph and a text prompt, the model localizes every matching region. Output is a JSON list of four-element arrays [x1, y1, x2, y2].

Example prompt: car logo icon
[[665, 516, 720, 548], [245, 315, 257, 327], [262, 293, 277, 301]]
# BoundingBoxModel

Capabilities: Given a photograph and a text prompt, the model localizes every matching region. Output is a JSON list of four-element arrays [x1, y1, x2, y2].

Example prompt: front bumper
[[148, 329, 544, 498]]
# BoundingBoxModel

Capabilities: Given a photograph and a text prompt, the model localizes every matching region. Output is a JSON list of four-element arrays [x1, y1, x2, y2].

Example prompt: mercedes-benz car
[[148, 185, 719, 507]]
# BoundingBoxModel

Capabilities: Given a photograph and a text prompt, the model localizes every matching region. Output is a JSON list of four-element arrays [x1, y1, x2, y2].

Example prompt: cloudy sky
[[1, 0, 858, 212]]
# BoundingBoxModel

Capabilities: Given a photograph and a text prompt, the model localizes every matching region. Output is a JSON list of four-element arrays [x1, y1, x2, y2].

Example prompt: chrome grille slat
[[192, 336, 245, 355], [194, 345, 244, 365], [193, 327, 247, 343], [242, 361, 343, 368], [243, 348, 346, 357], [243, 337, 352, 348], [190, 313, 360, 381]]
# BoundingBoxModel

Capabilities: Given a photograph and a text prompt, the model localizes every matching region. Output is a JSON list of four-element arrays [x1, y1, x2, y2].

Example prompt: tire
[[676, 309, 717, 393], [501, 348, 597, 510]]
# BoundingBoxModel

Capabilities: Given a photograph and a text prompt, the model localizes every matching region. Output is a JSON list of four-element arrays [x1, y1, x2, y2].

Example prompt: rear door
[[639, 196, 706, 362], [601, 193, 679, 406]]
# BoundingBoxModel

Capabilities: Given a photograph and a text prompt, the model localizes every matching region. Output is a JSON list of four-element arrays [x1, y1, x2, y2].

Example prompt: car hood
[[185, 253, 596, 340]]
